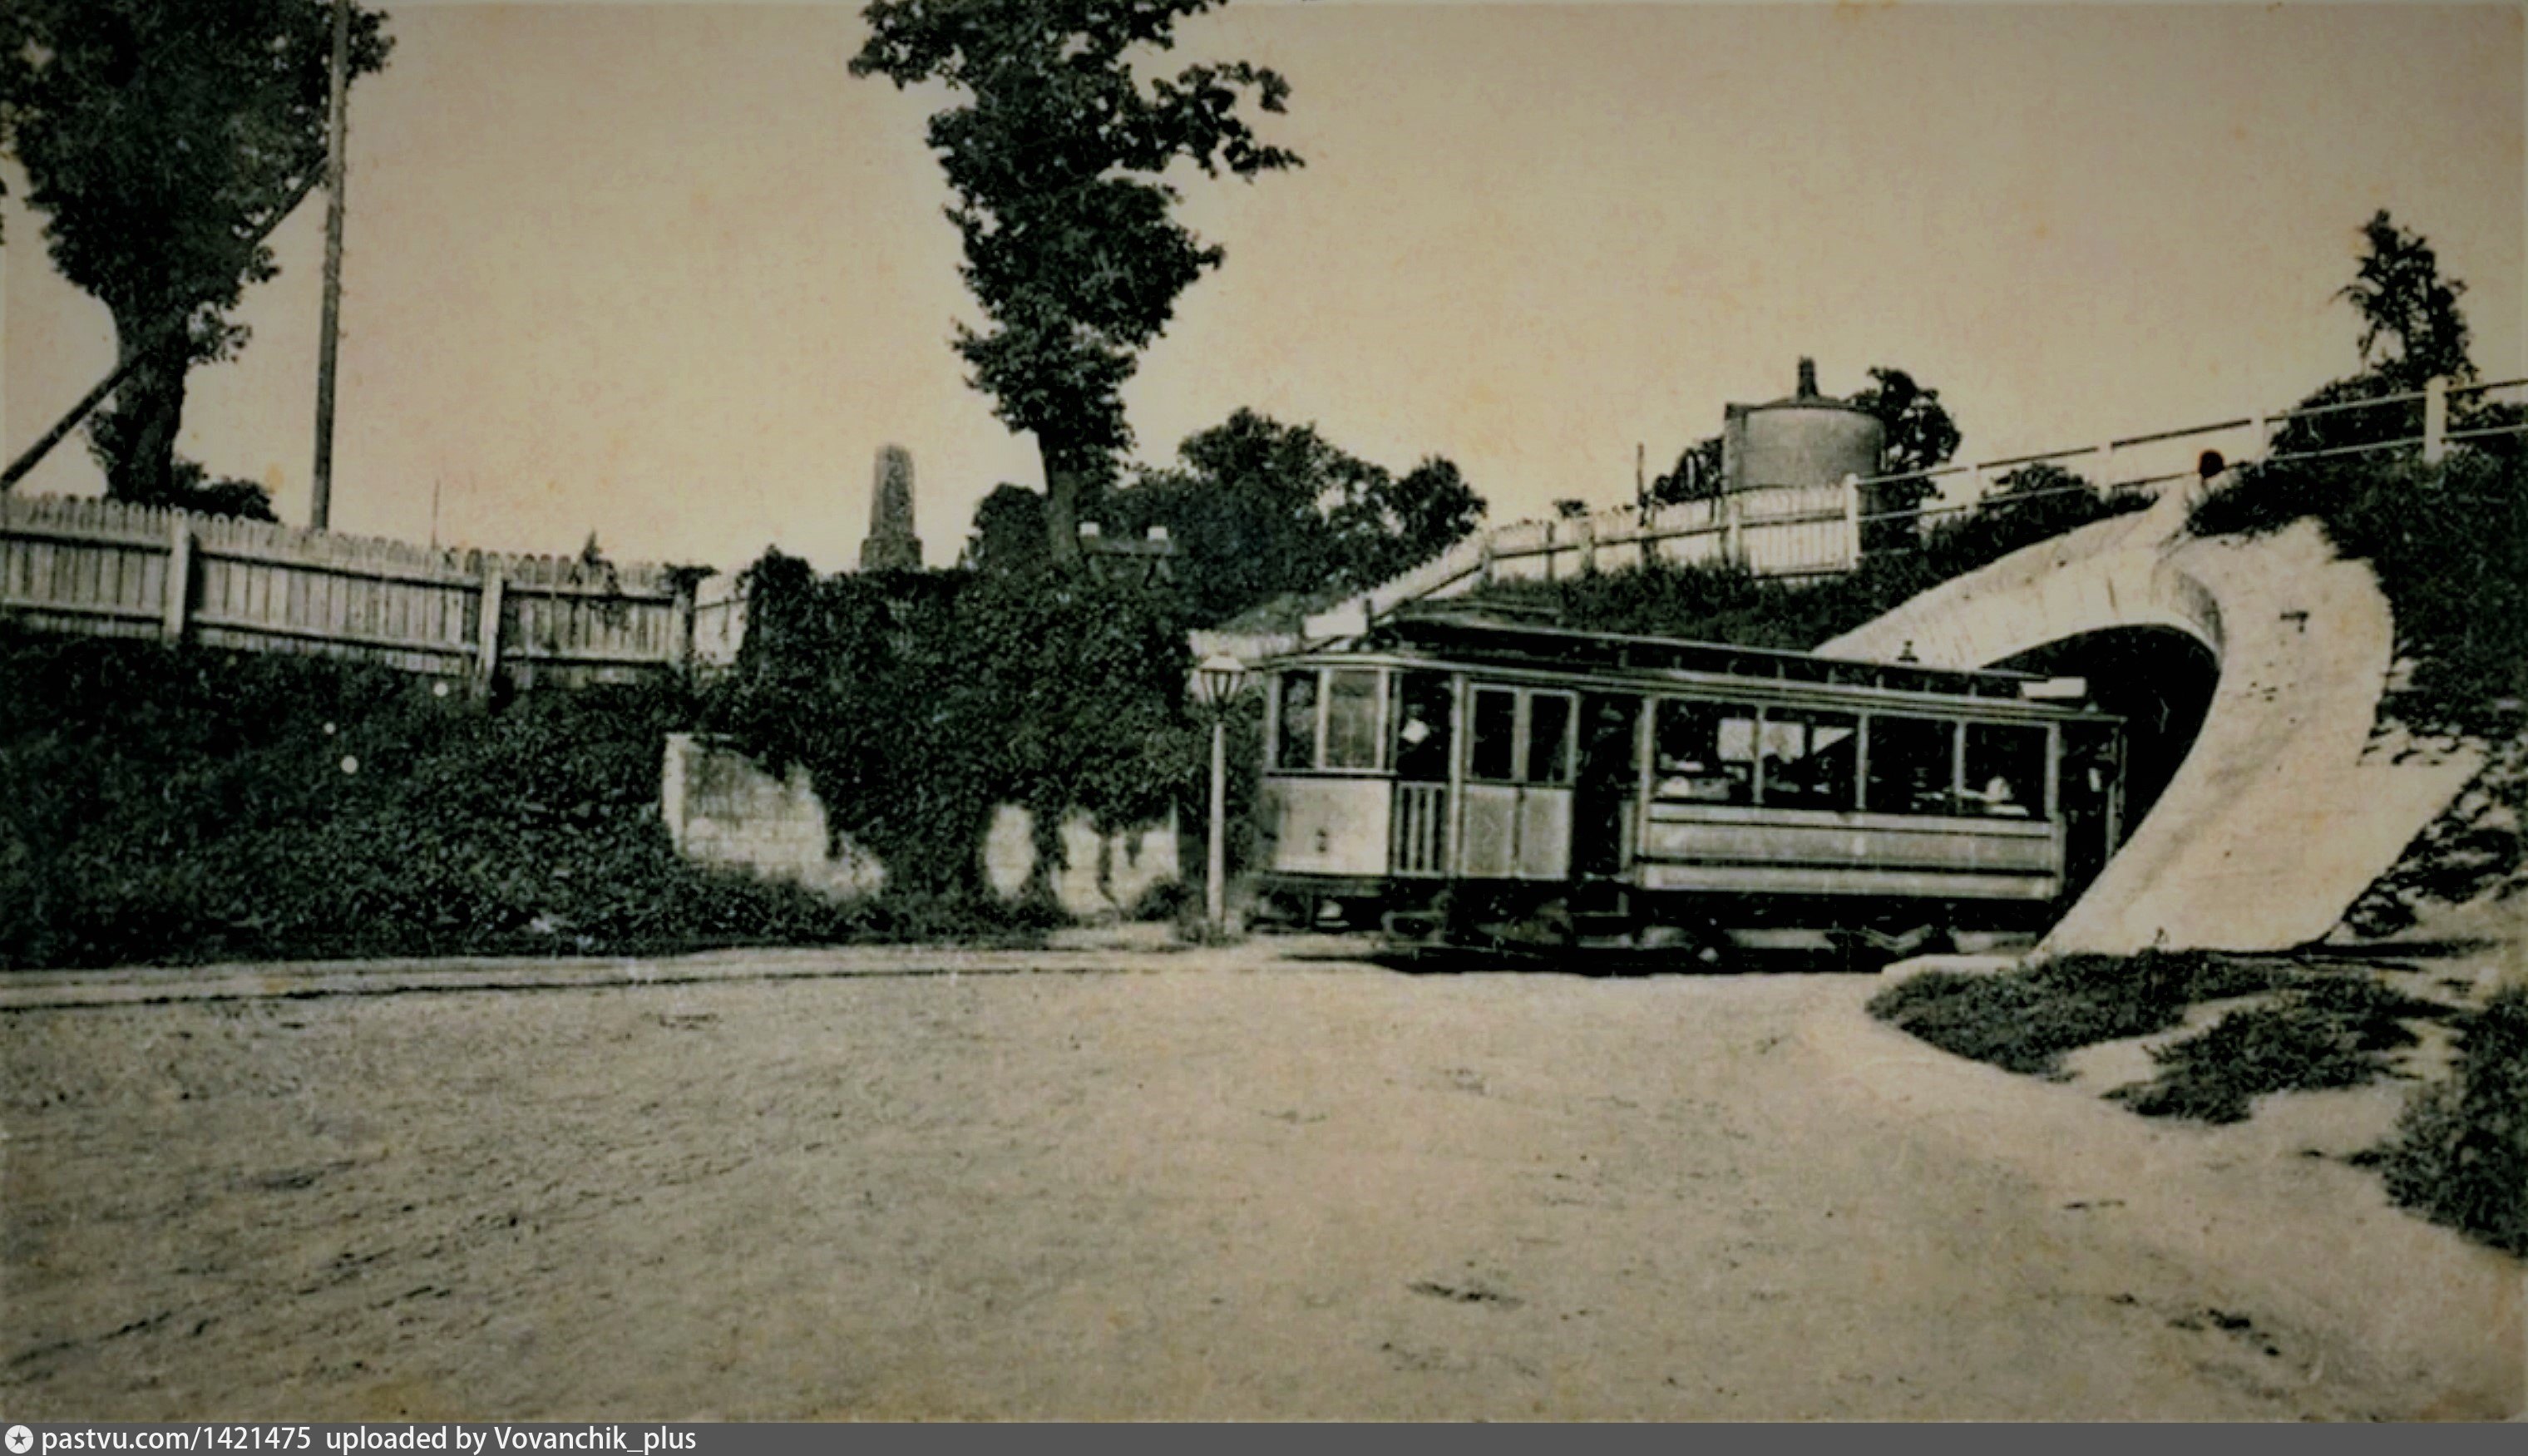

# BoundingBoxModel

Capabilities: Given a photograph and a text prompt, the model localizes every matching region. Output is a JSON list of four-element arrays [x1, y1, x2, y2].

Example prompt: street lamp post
[[1191, 654, 1250, 930]]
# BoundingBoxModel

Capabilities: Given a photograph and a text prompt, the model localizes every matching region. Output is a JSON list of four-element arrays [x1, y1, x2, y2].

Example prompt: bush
[[1865, 949, 2274, 1076], [2376, 987, 2528, 1256], [1474, 483, 2149, 653], [701, 551, 1205, 903], [2110, 975, 2447, 1124], [0, 626, 898, 970]]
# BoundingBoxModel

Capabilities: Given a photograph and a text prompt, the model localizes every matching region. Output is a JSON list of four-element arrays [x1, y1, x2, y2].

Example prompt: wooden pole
[[1207, 715, 1228, 930], [310, 0, 353, 530]]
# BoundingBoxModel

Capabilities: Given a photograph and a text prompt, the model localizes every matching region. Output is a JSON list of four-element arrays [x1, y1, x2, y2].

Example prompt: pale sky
[[4, 2, 2521, 572]]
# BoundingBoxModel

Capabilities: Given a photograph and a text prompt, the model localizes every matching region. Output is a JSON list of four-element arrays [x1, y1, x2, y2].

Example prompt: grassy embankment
[[0, 627, 1038, 972], [1469, 482, 2149, 652], [1872, 444, 2527, 1254]]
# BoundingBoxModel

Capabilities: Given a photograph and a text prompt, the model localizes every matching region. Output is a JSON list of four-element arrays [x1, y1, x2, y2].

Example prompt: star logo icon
[[6, 1424, 34, 1454]]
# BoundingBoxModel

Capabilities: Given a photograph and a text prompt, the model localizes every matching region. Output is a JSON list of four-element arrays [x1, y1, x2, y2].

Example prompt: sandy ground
[[2, 945, 2520, 1421]]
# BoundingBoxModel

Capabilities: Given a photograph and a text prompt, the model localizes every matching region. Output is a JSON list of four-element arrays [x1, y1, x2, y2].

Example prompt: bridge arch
[[1819, 496, 2476, 954]]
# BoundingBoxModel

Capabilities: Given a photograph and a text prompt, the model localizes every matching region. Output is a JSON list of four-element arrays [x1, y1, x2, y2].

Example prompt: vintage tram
[[1250, 610, 2126, 961]]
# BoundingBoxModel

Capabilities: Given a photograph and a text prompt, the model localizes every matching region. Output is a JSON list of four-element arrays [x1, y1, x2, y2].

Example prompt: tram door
[[1573, 694, 1642, 877], [1390, 673, 1454, 876], [2057, 722, 2124, 899], [1459, 684, 1577, 880]]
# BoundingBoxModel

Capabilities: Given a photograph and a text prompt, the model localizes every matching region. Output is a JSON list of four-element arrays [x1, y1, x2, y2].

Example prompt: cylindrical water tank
[[1732, 394, 1884, 492]]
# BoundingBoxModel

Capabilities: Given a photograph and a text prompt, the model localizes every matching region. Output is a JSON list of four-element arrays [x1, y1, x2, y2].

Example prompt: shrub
[[1865, 948, 2271, 1076], [2376, 987, 2528, 1256], [2110, 975, 2447, 1124], [0, 625, 897, 970], [1474, 483, 2148, 653], [700, 551, 1205, 903]]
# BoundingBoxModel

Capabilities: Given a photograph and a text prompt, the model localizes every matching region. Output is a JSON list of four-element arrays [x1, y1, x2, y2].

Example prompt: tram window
[[1864, 716, 1958, 815], [1469, 687, 1518, 782], [1761, 708, 1859, 811], [1525, 693, 1575, 786], [1394, 674, 1454, 782], [1653, 699, 1756, 805], [1963, 722, 2050, 819], [1325, 669, 1384, 770], [1275, 671, 1319, 770]]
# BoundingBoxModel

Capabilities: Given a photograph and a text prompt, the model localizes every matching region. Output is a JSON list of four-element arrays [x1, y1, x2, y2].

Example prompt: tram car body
[[1250, 612, 2126, 957]]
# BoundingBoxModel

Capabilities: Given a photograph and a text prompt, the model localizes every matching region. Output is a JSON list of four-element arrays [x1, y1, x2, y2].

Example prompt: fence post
[[2424, 376, 2448, 464], [1840, 474, 1862, 570], [2096, 442, 2117, 491], [1578, 515, 1597, 576], [2251, 412, 2274, 459], [673, 574, 699, 674], [1477, 532, 1496, 589], [476, 565, 506, 687], [162, 513, 195, 643], [1723, 491, 1745, 567]]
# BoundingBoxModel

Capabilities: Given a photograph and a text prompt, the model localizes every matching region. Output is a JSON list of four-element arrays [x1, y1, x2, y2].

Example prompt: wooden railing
[[0, 493, 745, 686], [1303, 375, 2528, 639], [1852, 373, 2528, 531]]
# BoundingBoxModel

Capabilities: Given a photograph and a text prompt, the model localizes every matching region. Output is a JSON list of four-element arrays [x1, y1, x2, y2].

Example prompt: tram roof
[[1320, 611, 2043, 700]]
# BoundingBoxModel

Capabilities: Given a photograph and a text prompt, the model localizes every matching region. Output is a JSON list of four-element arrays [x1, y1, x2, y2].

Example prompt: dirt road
[[2, 950, 2514, 1419]]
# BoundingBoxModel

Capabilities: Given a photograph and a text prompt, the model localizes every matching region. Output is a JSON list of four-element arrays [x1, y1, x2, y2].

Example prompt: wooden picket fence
[[0, 493, 748, 686]]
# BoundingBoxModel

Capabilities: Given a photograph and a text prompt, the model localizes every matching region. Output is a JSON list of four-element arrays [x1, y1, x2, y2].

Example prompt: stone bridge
[[1820, 487, 2477, 954]]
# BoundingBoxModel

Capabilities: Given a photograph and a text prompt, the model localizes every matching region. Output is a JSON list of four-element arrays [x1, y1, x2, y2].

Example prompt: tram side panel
[[1252, 649, 2114, 940], [1631, 806, 2062, 901]]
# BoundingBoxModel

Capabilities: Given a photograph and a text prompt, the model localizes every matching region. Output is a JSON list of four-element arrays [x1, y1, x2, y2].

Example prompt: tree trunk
[[98, 311, 190, 506], [1040, 440, 1084, 569]]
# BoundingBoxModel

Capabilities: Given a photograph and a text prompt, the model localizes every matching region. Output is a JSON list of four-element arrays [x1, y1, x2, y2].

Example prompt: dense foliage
[[2183, 211, 2527, 932], [850, 0, 1300, 565], [1088, 410, 1487, 626], [0, 627, 892, 971], [703, 552, 1208, 902], [1864, 950, 2289, 1077], [2378, 987, 2528, 1256], [2110, 977, 2449, 1124], [0, 0, 392, 511]]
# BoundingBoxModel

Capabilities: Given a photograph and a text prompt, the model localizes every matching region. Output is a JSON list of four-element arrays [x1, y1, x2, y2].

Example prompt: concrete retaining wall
[[1822, 491, 2480, 953], [659, 733, 1181, 918]]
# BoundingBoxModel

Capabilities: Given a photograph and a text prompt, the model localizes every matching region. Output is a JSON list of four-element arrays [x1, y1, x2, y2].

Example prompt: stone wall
[[659, 733, 887, 899], [659, 733, 1181, 918]]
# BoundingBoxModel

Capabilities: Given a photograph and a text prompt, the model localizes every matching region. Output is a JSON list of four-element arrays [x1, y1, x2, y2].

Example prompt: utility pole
[[310, 0, 352, 530]]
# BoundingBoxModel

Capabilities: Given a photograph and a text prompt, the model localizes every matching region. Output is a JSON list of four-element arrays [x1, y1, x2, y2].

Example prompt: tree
[[1333, 455, 1487, 587], [1850, 367, 1962, 480], [1090, 410, 1485, 625], [0, 1, 393, 511], [1650, 435, 1724, 506], [962, 482, 1052, 576], [851, 0, 1301, 569], [2342, 209, 2474, 390], [1848, 366, 1961, 552], [2273, 211, 2486, 459]]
